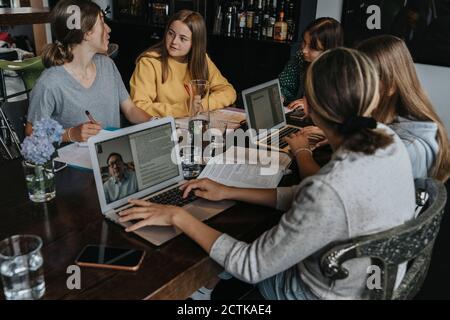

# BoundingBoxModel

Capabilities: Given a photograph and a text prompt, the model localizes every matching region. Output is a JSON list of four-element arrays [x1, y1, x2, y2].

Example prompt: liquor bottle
[[213, 3, 224, 35], [285, 0, 295, 41], [252, 0, 264, 39], [274, 10, 288, 41], [237, 0, 246, 38], [262, 0, 270, 38], [150, 1, 169, 26], [267, 0, 277, 39], [246, 0, 255, 37], [224, 5, 236, 37]]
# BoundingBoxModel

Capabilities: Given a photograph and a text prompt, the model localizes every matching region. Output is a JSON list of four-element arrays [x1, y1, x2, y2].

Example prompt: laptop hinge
[[110, 182, 181, 213]]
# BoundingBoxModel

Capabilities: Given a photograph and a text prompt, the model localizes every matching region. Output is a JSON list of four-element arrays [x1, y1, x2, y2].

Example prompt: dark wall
[[342, 0, 450, 67]]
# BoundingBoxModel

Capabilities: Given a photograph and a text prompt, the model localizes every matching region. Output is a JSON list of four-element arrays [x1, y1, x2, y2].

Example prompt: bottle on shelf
[[149, 0, 169, 26], [245, 0, 255, 37], [252, 0, 264, 39], [262, 0, 270, 39], [237, 0, 247, 38], [213, 3, 223, 35], [266, 0, 277, 39], [274, 8, 288, 41], [223, 4, 237, 37], [285, 0, 296, 41]]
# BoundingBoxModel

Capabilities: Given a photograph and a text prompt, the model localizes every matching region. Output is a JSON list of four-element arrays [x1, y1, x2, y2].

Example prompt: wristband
[[293, 147, 313, 157], [67, 127, 75, 142]]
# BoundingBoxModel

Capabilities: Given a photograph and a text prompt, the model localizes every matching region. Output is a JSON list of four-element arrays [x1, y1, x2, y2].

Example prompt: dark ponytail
[[43, 0, 101, 68], [305, 48, 393, 155], [42, 41, 73, 68]]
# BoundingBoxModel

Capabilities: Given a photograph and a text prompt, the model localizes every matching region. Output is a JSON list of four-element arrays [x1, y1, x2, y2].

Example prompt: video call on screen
[[96, 123, 180, 204]]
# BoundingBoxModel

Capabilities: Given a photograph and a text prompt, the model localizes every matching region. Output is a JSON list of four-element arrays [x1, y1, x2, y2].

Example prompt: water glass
[[0, 235, 45, 300], [188, 79, 210, 139], [180, 145, 203, 180], [23, 161, 56, 203]]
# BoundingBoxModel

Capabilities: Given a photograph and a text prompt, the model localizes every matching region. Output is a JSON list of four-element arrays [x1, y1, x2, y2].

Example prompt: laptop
[[88, 117, 235, 246], [242, 79, 302, 152]]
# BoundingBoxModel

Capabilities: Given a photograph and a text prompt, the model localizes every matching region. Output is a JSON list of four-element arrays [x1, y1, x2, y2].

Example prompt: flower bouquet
[[21, 118, 64, 202]]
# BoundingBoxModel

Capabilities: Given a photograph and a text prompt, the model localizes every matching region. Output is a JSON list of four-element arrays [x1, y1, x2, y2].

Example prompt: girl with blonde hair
[[357, 35, 450, 182], [130, 10, 236, 118]]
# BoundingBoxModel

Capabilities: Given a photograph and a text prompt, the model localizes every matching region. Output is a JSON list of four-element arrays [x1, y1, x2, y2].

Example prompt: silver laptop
[[88, 117, 234, 246], [242, 79, 301, 152]]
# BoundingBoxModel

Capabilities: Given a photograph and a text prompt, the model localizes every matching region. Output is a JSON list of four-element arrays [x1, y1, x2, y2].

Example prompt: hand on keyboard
[[284, 129, 311, 155], [180, 178, 230, 202], [301, 126, 328, 149], [148, 187, 197, 207], [118, 199, 186, 232]]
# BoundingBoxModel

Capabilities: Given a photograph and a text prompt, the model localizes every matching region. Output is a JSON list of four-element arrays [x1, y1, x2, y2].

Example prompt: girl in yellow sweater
[[130, 10, 237, 118]]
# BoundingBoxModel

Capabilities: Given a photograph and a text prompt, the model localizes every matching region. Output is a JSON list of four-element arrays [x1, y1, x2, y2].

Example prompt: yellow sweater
[[130, 52, 237, 118]]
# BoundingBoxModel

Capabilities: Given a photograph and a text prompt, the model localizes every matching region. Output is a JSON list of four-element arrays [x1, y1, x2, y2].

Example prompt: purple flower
[[21, 135, 55, 165], [21, 118, 63, 164], [33, 118, 64, 144]]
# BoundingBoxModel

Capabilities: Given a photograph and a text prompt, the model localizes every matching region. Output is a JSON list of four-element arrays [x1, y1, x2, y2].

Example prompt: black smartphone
[[75, 245, 145, 271]]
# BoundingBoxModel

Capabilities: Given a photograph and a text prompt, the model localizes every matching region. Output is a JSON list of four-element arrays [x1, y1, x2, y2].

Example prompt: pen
[[85, 110, 98, 124]]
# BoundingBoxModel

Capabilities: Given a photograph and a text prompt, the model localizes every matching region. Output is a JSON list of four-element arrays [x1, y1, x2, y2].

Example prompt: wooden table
[[0, 159, 282, 300]]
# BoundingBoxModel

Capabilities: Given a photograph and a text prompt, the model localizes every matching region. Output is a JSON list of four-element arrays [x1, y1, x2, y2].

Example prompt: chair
[[0, 56, 44, 102], [1, 99, 28, 143], [320, 178, 447, 300], [1, 101, 22, 162]]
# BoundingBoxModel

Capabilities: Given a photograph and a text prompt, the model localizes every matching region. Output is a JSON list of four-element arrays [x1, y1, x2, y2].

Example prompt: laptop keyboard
[[148, 187, 198, 207], [265, 127, 299, 149]]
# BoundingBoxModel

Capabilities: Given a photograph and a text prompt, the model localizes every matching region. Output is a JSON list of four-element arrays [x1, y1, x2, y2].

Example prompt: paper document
[[175, 107, 246, 130], [55, 130, 116, 169], [198, 146, 292, 189], [55, 143, 92, 169]]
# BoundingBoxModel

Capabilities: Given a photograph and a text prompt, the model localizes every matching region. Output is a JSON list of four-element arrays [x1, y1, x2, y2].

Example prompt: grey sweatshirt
[[389, 117, 439, 179], [210, 124, 416, 299]]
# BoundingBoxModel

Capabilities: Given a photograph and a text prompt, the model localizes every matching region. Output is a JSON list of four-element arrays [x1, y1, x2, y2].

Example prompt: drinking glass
[[0, 235, 45, 300], [180, 145, 203, 180], [187, 80, 210, 162]]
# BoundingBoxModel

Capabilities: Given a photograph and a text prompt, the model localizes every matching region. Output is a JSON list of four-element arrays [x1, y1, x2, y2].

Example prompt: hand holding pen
[[67, 110, 102, 142], [85, 110, 100, 125]]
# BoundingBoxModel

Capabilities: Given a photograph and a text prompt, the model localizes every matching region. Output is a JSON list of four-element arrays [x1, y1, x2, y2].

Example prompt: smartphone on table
[[75, 245, 145, 271]]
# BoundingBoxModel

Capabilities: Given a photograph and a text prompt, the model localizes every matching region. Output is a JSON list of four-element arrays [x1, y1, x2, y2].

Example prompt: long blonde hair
[[305, 48, 393, 155], [136, 10, 208, 83], [357, 35, 450, 181]]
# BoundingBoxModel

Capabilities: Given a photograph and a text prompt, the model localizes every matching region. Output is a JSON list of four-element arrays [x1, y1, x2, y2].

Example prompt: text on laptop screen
[[94, 123, 179, 204], [245, 83, 284, 131]]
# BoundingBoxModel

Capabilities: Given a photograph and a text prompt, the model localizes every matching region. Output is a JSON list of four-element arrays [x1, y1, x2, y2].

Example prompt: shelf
[[108, 18, 166, 30], [0, 7, 51, 25], [208, 33, 294, 46]]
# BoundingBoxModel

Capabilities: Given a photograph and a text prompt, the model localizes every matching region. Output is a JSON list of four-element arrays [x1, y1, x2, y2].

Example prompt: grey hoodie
[[389, 117, 439, 179], [210, 124, 415, 300]]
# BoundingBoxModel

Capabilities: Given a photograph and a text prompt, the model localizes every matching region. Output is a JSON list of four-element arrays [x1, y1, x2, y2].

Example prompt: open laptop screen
[[244, 81, 285, 131], [93, 123, 179, 204]]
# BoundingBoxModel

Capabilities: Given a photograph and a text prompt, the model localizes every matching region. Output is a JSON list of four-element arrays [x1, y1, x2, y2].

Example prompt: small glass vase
[[23, 161, 56, 203]]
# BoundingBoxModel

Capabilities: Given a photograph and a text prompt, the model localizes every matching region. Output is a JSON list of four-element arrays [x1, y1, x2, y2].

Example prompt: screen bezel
[[242, 79, 287, 142], [88, 117, 183, 214]]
